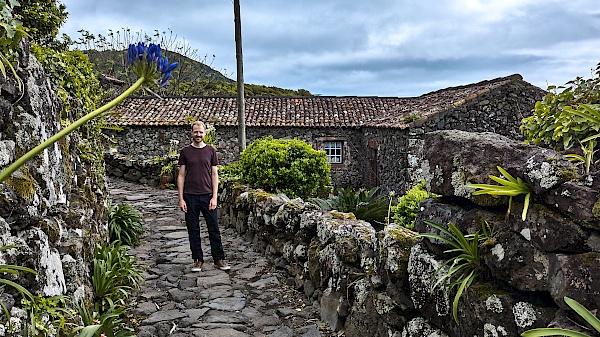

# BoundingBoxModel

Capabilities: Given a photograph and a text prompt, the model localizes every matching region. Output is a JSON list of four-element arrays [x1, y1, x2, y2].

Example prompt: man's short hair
[[191, 121, 206, 131]]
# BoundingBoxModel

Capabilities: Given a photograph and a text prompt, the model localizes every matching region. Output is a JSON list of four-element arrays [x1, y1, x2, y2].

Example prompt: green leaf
[[581, 134, 600, 143], [521, 328, 591, 337], [522, 193, 531, 221], [452, 269, 476, 324], [496, 166, 517, 183], [564, 297, 600, 333]]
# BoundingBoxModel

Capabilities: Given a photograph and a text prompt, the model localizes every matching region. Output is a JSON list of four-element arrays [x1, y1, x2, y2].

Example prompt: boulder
[[421, 130, 577, 201], [550, 253, 600, 312], [410, 228, 556, 336], [543, 172, 600, 230], [483, 231, 553, 291]]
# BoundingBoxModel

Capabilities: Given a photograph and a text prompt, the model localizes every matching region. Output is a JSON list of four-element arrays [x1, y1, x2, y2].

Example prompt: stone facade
[[106, 125, 365, 189], [105, 76, 544, 194], [217, 130, 600, 337]]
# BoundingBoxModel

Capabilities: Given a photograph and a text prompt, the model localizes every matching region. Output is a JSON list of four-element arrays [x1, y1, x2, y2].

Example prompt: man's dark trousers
[[183, 193, 225, 263]]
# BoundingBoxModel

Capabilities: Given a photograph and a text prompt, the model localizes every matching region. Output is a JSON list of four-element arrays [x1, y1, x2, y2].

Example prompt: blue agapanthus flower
[[127, 42, 178, 88]]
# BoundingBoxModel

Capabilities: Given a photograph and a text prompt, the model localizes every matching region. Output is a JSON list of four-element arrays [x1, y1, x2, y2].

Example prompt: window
[[323, 141, 343, 163]]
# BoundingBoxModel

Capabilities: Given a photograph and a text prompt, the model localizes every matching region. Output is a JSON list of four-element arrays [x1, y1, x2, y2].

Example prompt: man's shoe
[[214, 260, 231, 271], [191, 261, 203, 272]]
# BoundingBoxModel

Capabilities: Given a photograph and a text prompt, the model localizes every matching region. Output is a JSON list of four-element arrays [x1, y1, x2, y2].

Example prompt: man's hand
[[179, 199, 187, 213], [209, 197, 217, 210]]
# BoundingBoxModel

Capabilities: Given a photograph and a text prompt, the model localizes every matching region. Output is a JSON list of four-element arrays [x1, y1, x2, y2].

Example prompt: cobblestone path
[[108, 178, 336, 337]]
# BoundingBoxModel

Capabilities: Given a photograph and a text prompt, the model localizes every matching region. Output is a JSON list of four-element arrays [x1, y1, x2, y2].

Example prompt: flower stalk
[[0, 42, 177, 183], [0, 77, 144, 183]]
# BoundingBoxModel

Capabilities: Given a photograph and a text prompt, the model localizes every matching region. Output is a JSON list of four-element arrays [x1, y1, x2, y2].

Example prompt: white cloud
[[59, 0, 600, 96]]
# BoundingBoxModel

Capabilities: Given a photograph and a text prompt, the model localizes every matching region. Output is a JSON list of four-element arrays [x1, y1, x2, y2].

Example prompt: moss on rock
[[331, 210, 356, 220], [592, 195, 600, 219], [6, 167, 36, 200]]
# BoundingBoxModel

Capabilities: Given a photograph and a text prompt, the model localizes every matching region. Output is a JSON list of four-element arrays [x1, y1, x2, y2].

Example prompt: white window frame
[[323, 141, 343, 164]]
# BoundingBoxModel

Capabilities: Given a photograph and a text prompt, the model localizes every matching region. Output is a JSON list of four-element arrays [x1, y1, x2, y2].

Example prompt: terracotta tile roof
[[106, 74, 525, 128]]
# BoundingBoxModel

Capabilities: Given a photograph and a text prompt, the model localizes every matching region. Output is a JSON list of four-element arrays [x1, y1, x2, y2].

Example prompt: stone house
[[105, 74, 545, 193]]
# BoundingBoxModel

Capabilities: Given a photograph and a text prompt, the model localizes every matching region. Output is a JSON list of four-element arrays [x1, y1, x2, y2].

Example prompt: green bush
[[390, 181, 435, 229], [21, 295, 73, 337], [309, 186, 390, 229], [108, 202, 144, 246], [218, 162, 242, 182], [521, 63, 600, 151], [238, 136, 332, 198]]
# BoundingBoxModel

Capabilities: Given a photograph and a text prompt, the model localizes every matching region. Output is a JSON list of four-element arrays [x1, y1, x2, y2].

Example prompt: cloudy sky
[[59, 0, 600, 97]]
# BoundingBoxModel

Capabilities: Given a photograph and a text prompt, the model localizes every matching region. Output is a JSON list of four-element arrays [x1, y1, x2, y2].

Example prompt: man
[[178, 121, 230, 271]]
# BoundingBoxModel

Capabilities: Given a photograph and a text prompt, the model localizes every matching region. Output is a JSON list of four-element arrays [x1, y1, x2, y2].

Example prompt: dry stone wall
[[0, 42, 107, 322], [217, 130, 600, 337], [106, 126, 365, 190]]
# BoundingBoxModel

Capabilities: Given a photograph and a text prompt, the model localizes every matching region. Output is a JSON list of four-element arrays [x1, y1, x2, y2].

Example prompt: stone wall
[[106, 126, 366, 190], [104, 151, 171, 188], [378, 76, 544, 194], [0, 41, 107, 317], [105, 77, 544, 194], [217, 130, 600, 337]]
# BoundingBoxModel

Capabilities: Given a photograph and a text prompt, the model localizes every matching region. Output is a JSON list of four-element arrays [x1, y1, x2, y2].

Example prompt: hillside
[[85, 49, 312, 97]]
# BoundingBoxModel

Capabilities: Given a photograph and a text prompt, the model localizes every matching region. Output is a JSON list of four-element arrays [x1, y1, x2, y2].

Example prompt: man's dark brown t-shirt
[[178, 145, 218, 195]]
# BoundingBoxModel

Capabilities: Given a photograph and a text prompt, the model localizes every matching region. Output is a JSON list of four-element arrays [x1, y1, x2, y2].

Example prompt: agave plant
[[418, 220, 489, 324], [107, 202, 144, 246], [521, 296, 600, 337], [467, 166, 531, 221], [309, 186, 390, 227]]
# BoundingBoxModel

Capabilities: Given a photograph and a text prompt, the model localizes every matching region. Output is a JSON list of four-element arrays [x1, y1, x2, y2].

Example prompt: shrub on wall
[[238, 136, 332, 199], [390, 180, 435, 229], [521, 62, 600, 151]]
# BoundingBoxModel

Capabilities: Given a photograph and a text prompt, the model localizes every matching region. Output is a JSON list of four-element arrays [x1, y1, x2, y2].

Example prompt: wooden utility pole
[[233, 0, 246, 151]]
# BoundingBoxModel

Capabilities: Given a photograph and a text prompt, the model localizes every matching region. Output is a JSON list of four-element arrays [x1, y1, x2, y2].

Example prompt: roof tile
[[106, 75, 523, 128]]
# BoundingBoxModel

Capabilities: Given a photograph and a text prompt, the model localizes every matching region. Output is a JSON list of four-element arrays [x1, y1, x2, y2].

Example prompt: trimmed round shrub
[[238, 136, 332, 198]]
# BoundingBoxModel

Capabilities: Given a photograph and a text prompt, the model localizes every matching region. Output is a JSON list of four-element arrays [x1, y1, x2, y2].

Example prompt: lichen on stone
[[350, 278, 370, 313], [372, 291, 395, 315], [6, 167, 37, 200], [483, 323, 508, 337], [451, 155, 472, 198], [0, 140, 15, 166], [491, 244, 505, 261], [592, 195, 600, 219], [525, 158, 559, 190], [382, 225, 418, 274], [485, 295, 504, 313], [512, 301, 537, 328], [402, 317, 449, 337], [319, 245, 343, 290], [532, 250, 549, 281], [407, 244, 450, 315]]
